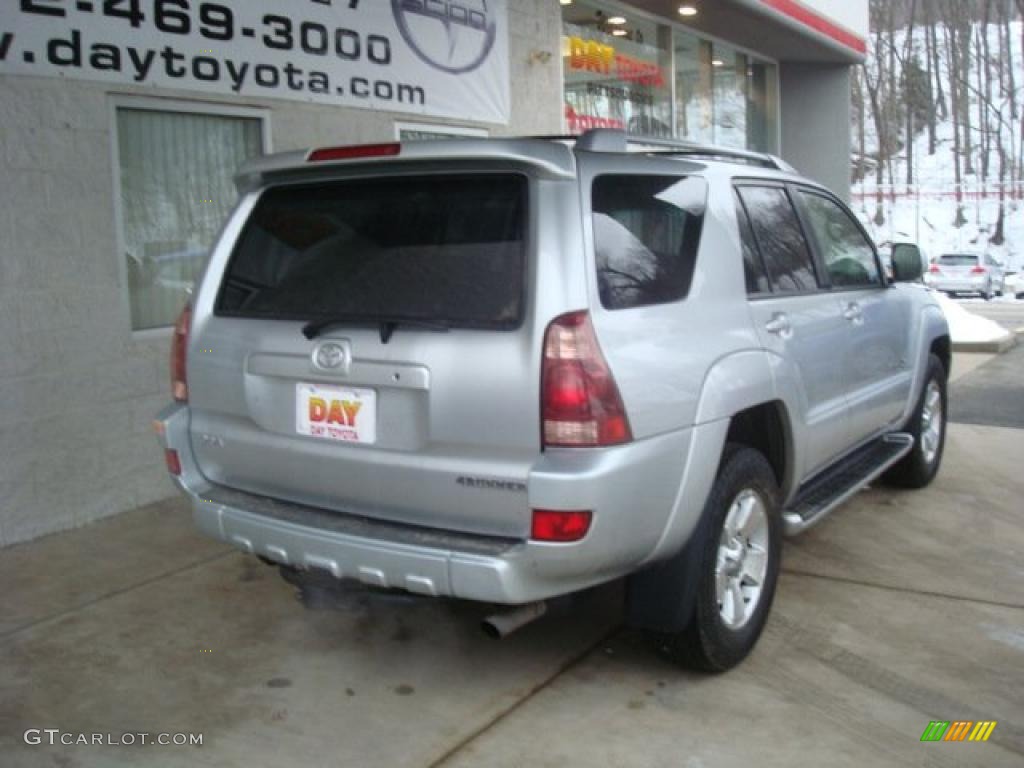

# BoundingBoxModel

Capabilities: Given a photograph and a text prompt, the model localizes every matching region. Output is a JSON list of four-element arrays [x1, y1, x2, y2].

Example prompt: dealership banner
[[0, 0, 510, 123]]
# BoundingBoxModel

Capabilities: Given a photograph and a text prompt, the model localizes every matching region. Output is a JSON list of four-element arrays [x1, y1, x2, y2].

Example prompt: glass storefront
[[561, 1, 778, 153]]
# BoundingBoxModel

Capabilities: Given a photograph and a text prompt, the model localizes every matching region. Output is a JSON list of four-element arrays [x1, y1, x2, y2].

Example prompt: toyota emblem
[[314, 342, 347, 370]]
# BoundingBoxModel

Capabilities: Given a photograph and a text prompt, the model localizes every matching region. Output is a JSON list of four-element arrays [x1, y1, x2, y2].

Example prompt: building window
[[115, 104, 265, 331], [562, 1, 672, 136], [394, 122, 488, 141], [561, 2, 778, 153], [673, 33, 777, 152]]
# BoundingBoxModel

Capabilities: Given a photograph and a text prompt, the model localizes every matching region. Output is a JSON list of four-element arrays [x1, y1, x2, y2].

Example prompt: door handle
[[843, 302, 864, 325], [764, 313, 792, 338]]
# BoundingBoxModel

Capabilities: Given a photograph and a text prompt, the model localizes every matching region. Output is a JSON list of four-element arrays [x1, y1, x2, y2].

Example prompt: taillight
[[928, 265, 941, 273], [531, 509, 592, 542], [171, 302, 191, 402], [541, 311, 632, 447], [164, 449, 182, 476], [308, 143, 400, 162], [970, 265, 987, 274]]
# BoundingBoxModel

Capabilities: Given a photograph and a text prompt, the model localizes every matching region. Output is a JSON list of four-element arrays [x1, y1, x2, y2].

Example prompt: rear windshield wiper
[[302, 315, 450, 344]]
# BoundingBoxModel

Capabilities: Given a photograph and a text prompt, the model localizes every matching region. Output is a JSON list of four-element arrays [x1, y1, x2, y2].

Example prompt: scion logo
[[392, 0, 497, 74]]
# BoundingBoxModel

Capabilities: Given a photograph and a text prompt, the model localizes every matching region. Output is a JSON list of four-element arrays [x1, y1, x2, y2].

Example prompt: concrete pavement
[[1, 361, 1021, 767]]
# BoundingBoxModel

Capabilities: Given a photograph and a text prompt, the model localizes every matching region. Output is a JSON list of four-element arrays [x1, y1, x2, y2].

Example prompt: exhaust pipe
[[481, 601, 547, 639]]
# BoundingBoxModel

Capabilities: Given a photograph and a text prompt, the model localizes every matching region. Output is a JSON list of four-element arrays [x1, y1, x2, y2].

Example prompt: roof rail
[[571, 128, 792, 171]]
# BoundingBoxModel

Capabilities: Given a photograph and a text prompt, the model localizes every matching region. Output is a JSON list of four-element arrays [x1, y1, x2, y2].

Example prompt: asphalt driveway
[[949, 343, 1024, 428]]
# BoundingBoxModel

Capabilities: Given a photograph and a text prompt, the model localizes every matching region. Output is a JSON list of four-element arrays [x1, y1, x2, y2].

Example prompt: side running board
[[782, 433, 914, 536]]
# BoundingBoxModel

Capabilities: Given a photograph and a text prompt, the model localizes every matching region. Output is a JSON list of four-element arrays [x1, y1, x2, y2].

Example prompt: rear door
[[187, 169, 550, 538], [736, 184, 851, 477], [793, 188, 913, 442]]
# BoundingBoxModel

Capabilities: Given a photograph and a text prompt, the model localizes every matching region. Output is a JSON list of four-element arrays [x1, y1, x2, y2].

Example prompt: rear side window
[[797, 190, 881, 288], [217, 174, 526, 329], [735, 191, 771, 295], [592, 175, 706, 310], [737, 186, 818, 292]]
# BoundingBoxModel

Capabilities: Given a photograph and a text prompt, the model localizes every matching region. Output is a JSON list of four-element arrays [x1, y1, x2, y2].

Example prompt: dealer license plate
[[296, 382, 376, 444]]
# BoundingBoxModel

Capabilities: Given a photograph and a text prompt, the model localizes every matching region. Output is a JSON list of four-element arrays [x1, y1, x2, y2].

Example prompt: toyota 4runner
[[155, 130, 950, 671]]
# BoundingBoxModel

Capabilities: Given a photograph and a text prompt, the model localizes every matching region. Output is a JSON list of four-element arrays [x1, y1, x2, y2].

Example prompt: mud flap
[[624, 501, 713, 633]]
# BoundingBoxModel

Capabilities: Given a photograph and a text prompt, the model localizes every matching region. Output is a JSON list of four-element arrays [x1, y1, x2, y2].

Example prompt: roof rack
[[566, 128, 794, 171]]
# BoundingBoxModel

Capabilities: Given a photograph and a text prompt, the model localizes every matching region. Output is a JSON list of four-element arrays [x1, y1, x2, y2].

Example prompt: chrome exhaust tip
[[481, 601, 548, 639]]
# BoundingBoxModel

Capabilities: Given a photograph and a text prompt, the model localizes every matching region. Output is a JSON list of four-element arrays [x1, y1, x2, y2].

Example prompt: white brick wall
[[0, 2, 563, 546]]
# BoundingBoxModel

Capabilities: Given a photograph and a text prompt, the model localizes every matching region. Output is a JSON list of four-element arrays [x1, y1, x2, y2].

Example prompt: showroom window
[[562, 1, 673, 136], [561, 2, 778, 152], [114, 103, 266, 331]]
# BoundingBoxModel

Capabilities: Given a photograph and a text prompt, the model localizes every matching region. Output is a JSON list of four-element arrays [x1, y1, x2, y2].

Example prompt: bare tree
[[924, 1, 938, 153], [941, 0, 968, 226]]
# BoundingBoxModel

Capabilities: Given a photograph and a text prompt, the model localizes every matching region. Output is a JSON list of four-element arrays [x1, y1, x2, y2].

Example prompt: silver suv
[[155, 130, 949, 671]]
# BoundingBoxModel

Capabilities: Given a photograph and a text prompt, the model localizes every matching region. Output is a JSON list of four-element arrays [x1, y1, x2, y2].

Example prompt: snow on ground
[[852, 20, 1024, 271], [933, 291, 1014, 344]]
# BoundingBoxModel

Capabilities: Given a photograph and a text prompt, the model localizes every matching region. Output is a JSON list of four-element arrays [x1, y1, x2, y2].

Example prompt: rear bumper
[[926, 276, 988, 292], [155, 403, 697, 604]]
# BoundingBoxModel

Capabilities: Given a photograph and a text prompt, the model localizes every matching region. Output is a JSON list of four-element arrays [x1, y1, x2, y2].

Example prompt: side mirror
[[891, 243, 924, 283]]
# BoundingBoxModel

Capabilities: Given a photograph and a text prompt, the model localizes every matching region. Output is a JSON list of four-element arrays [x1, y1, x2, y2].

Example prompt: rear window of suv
[[217, 174, 527, 329], [938, 255, 979, 266]]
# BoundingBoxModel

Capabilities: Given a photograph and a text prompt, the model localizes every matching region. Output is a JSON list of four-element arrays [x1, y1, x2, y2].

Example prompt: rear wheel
[[883, 354, 947, 488], [656, 445, 782, 672]]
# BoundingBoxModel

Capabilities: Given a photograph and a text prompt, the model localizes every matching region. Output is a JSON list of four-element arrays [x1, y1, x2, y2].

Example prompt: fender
[[898, 303, 949, 426], [697, 348, 806, 503], [645, 350, 775, 559]]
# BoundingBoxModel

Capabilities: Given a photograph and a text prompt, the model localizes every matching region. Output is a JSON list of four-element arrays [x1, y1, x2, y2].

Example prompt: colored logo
[[565, 36, 665, 86], [308, 397, 362, 428], [393, 0, 496, 74], [920, 720, 997, 742]]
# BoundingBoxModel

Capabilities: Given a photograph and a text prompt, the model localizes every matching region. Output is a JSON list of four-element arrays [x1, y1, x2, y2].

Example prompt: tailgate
[[187, 172, 543, 538]]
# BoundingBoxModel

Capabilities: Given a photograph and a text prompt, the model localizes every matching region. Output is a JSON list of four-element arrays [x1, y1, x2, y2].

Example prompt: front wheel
[[656, 445, 782, 672], [883, 354, 947, 488]]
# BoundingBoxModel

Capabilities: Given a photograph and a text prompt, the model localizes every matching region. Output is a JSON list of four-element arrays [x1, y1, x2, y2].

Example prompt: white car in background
[[1004, 270, 1024, 298], [925, 253, 1006, 300]]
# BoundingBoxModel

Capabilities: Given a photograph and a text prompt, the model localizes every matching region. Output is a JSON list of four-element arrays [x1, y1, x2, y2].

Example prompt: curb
[[952, 334, 1018, 354]]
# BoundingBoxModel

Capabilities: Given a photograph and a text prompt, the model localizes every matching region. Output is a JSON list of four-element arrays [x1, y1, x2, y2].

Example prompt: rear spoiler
[[234, 138, 578, 193]]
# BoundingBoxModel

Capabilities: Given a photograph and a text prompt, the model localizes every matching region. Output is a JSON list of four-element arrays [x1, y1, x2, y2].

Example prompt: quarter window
[[592, 175, 707, 310], [736, 186, 818, 292], [797, 191, 882, 288]]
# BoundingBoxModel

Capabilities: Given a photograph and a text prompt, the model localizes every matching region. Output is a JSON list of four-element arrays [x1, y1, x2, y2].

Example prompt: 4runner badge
[[456, 476, 527, 493]]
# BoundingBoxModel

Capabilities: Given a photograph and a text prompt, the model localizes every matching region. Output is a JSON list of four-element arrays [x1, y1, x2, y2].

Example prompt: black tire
[[882, 354, 947, 489], [656, 445, 782, 673]]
